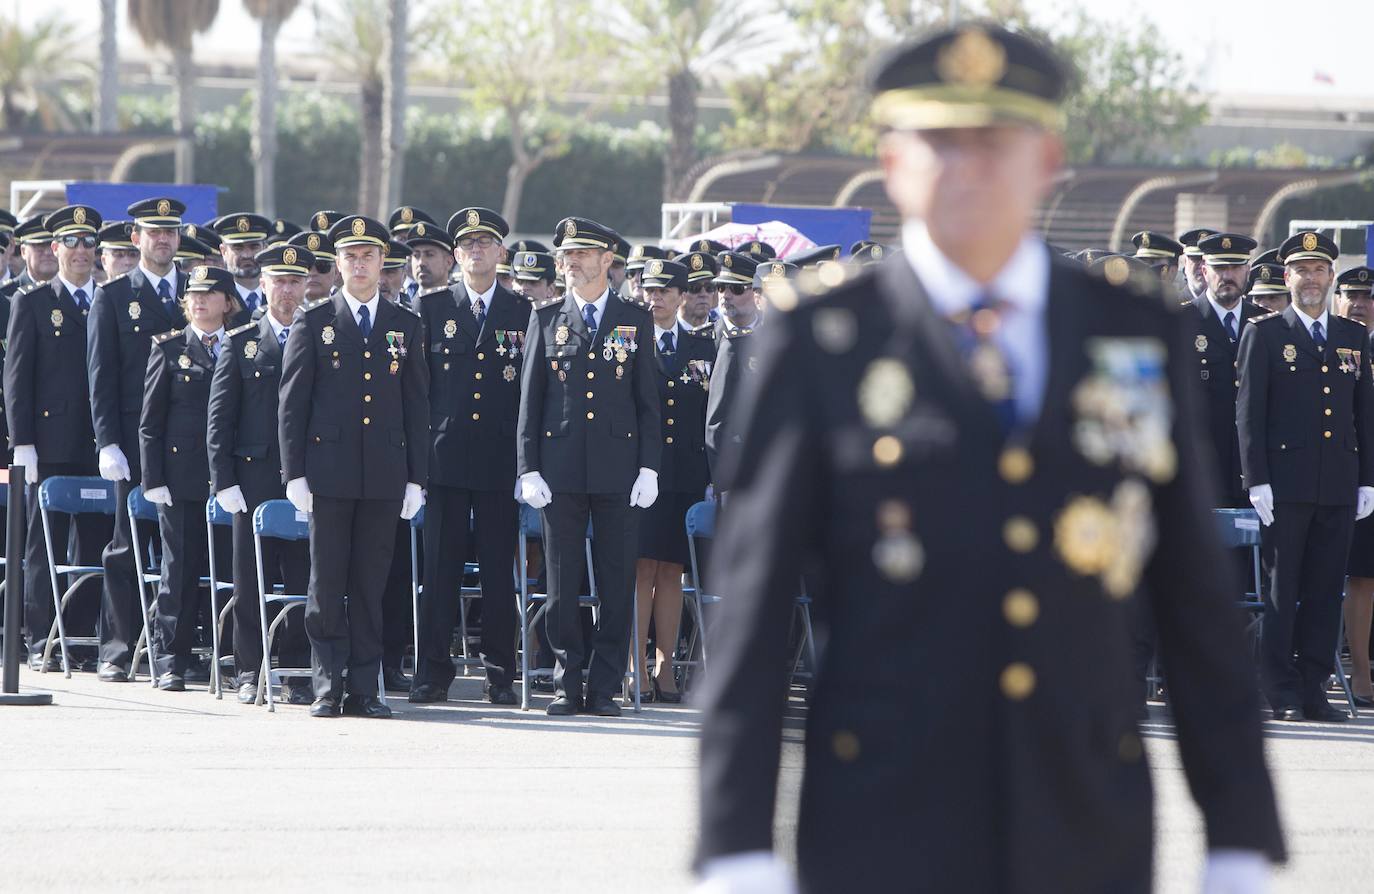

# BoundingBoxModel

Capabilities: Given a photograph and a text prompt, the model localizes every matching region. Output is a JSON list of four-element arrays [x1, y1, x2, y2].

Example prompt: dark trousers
[[382, 518, 415, 671], [98, 477, 156, 668], [305, 495, 400, 700], [1260, 501, 1354, 708], [416, 485, 519, 688], [151, 498, 231, 677], [541, 492, 638, 701], [230, 499, 311, 678], [24, 463, 111, 653]]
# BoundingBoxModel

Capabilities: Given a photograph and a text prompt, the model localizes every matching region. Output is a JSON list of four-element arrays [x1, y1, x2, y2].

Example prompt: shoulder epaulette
[[154, 328, 183, 344], [416, 287, 450, 303], [227, 321, 257, 338], [682, 326, 714, 338], [397, 301, 420, 317], [1252, 312, 1280, 323], [534, 296, 562, 311], [303, 297, 332, 313], [723, 326, 754, 339], [617, 292, 651, 311]]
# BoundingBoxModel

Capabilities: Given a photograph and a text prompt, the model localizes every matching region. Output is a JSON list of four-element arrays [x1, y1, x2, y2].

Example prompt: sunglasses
[[686, 284, 710, 295], [717, 284, 749, 296], [457, 236, 498, 250], [60, 235, 99, 249]]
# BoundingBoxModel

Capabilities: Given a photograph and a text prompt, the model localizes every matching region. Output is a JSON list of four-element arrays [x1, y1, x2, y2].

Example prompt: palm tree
[[615, 0, 780, 202], [96, 0, 118, 132], [127, 0, 220, 183], [379, 0, 408, 218], [244, 0, 302, 216], [318, 0, 387, 214], [0, 13, 83, 131]]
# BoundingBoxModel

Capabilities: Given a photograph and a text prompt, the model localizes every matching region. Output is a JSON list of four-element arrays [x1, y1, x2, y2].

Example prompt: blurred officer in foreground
[[1238, 231, 1374, 723], [278, 215, 428, 719], [694, 23, 1284, 894]]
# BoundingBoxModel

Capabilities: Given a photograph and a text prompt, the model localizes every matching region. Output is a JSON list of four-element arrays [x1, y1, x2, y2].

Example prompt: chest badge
[[128, 301, 142, 320], [555, 325, 570, 345], [244, 340, 259, 359], [1194, 334, 1207, 353], [1282, 344, 1297, 363], [859, 358, 914, 429], [178, 354, 192, 369], [503, 364, 517, 382], [50, 309, 63, 328], [322, 325, 336, 345], [443, 319, 457, 339]]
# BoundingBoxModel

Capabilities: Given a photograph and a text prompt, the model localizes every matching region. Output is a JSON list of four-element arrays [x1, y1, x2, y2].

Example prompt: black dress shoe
[[546, 695, 581, 716], [97, 662, 129, 683], [586, 695, 622, 717], [383, 667, 412, 693], [409, 683, 449, 704], [1271, 704, 1302, 721], [310, 697, 341, 718], [1303, 701, 1349, 723], [487, 685, 518, 706], [237, 678, 258, 704], [652, 678, 681, 704], [282, 682, 314, 705], [156, 673, 186, 692], [27, 653, 60, 672], [1351, 694, 1374, 709], [342, 695, 393, 718]]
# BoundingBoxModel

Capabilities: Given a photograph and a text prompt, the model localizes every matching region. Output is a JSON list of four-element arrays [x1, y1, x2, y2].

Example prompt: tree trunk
[[252, 7, 281, 215], [171, 45, 196, 183], [664, 67, 699, 202], [96, 0, 118, 132], [379, 0, 408, 218], [359, 78, 384, 214]]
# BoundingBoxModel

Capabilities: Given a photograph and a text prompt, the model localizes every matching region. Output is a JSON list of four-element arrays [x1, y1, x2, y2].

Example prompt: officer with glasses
[[672, 249, 720, 333], [288, 229, 339, 299], [703, 251, 762, 482]]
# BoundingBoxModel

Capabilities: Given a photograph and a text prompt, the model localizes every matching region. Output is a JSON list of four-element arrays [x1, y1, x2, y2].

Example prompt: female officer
[[141, 265, 240, 691], [633, 259, 714, 702]]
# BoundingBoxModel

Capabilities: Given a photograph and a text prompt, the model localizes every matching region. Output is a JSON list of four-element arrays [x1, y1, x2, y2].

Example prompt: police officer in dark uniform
[[1238, 230, 1374, 723], [695, 24, 1284, 893], [510, 249, 558, 304], [516, 216, 661, 717], [1247, 257, 1290, 315], [1187, 232, 1265, 508], [1129, 230, 1183, 288], [703, 252, 765, 483], [1177, 228, 1214, 301], [673, 249, 720, 333], [88, 196, 187, 682], [140, 265, 240, 690], [6, 205, 112, 672], [624, 244, 668, 305], [278, 215, 428, 719], [207, 244, 314, 704], [2, 216, 58, 301], [409, 207, 526, 706]]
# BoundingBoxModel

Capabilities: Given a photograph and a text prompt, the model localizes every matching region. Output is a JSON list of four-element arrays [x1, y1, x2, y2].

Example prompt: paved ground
[[1, 669, 1370, 892]]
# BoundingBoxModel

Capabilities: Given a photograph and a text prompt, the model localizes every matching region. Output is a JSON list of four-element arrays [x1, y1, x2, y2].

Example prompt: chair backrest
[[685, 500, 716, 539], [410, 505, 424, 529], [40, 476, 116, 515], [0, 481, 8, 507], [1213, 508, 1262, 549], [127, 485, 159, 523], [253, 499, 310, 542], [206, 496, 234, 527]]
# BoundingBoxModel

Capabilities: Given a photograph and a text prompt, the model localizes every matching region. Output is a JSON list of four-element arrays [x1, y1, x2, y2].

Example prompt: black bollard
[[1, 466, 52, 705]]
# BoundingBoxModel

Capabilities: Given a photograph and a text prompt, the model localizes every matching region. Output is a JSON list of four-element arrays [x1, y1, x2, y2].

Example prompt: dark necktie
[[1223, 311, 1237, 343], [202, 333, 218, 360], [951, 294, 1018, 435], [278, 327, 288, 349], [245, 291, 259, 311], [73, 287, 88, 312], [471, 297, 485, 332], [582, 303, 598, 339], [358, 304, 372, 339], [157, 279, 177, 316], [1312, 320, 1325, 351], [659, 330, 675, 354]]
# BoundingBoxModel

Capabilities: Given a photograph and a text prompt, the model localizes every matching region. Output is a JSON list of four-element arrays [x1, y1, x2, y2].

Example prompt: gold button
[[473, 392, 481, 399], [1325, 430, 1332, 439], [667, 399, 675, 407], [1290, 366, 1296, 372], [475, 372, 483, 380], [1002, 589, 1039, 627], [171, 445, 178, 453], [667, 380, 674, 388], [245, 456, 252, 462], [1322, 365, 1329, 373], [364, 394, 372, 402], [1280, 443, 1286, 450], [1000, 663, 1036, 700], [314, 436, 321, 443], [1325, 408, 1332, 416], [586, 391, 594, 399], [831, 730, 860, 762], [587, 372, 595, 380], [872, 435, 902, 466], [998, 448, 1033, 484], [545, 431, 552, 437], [666, 436, 674, 444], [1200, 358, 1207, 365], [666, 418, 674, 425], [364, 351, 371, 359], [477, 352, 485, 360], [443, 363, 450, 370], [1118, 733, 1143, 763], [1003, 517, 1037, 553], [1324, 386, 1331, 394], [254, 371, 261, 378], [133, 326, 139, 332], [586, 411, 595, 420], [42, 410, 48, 417], [587, 352, 595, 360], [363, 417, 370, 425], [472, 413, 480, 421], [364, 372, 372, 380]]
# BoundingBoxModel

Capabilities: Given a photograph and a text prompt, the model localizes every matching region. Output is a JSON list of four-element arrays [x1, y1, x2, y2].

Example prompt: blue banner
[[730, 204, 872, 257], [63, 182, 219, 226]]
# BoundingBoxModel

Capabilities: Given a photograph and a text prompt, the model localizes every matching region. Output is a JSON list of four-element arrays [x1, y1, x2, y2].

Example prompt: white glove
[[400, 482, 424, 520], [519, 471, 552, 509], [1358, 486, 1374, 521], [216, 485, 247, 515], [1248, 484, 1274, 527], [144, 485, 172, 507], [694, 852, 796, 894], [98, 444, 130, 482], [629, 467, 659, 509], [12, 445, 37, 484], [286, 476, 313, 514], [1201, 850, 1269, 894]]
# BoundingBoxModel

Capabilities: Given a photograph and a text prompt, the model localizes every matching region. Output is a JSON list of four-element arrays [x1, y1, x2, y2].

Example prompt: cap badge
[[275, 220, 285, 233], [523, 252, 536, 267], [185, 224, 197, 238], [283, 247, 297, 266], [306, 234, 320, 251], [1361, 270, 1370, 283], [351, 218, 366, 237], [157, 199, 171, 217], [73, 207, 86, 226], [401, 207, 414, 224], [415, 222, 426, 236], [936, 26, 1007, 88], [772, 263, 785, 277], [696, 240, 708, 251], [873, 245, 884, 259], [648, 259, 663, 276], [315, 212, 328, 229], [691, 254, 703, 271], [1260, 267, 1271, 281], [564, 220, 577, 238], [466, 209, 481, 228], [193, 266, 209, 282], [236, 216, 250, 233], [749, 243, 762, 255], [723, 254, 733, 268], [1302, 232, 1318, 252], [1221, 236, 1232, 250], [1104, 256, 1130, 286], [1140, 233, 1150, 248]]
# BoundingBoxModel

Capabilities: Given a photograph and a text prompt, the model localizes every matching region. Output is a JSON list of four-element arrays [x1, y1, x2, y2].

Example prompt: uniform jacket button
[[1000, 663, 1036, 700]]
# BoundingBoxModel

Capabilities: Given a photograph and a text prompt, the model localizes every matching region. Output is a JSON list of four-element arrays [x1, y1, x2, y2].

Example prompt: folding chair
[[680, 499, 722, 692], [128, 486, 164, 685], [409, 507, 484, 679], [515, 503, 640, 712], [253, 500, 385, 711], [37, 476, 115, 677], [0, 482, 8, 642], [205, 497, 237, 698]]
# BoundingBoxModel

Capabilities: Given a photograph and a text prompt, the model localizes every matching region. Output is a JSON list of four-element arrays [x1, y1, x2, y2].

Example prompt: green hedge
[[122, 95, 666, 235]]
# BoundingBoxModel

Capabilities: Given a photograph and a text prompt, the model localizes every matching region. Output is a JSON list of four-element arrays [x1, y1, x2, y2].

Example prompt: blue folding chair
[[37, 476, 116, 677], [410, 505, 423, 679], [128, 486, 164, 685], [205, 497, 237, 698], [0, 481, 8, 641], [516, 503, 640, 712]]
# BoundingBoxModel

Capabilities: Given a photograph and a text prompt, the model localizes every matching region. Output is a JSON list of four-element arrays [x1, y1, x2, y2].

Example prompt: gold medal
[[615, 347, 628, 364], [128, 301, 142, 320], [322, 325, 336, 345], [859, 358, 914, 428], [558, 370, 566, 382], [503, 364, 516, 382], [178, 354, 192, 369], [555, 325, 569, 345], [443, 319, 457, 338], [1194, 334, 1207, 353], [244, 340, 258, 359], [1054, 496, 1116, 577], [50, 309, 63, 328], [616, 364, 625, 379], [1282, 344, 1296, 363], [390, 360, 399, 375]]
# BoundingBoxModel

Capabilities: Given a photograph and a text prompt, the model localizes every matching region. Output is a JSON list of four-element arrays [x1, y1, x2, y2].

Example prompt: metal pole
[[1, 466, 52, 705]]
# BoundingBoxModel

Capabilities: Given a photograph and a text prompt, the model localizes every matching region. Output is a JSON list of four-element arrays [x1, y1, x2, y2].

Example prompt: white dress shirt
[[341, 287, 381, 331], [654, 322, 678, 352], [1206, 293, 1243, 335], [462, 278, 497, 315], [901, 219, 1050, 423], [188, 323, 227, 358], [572, 286, 611, 330], [236, 281, 261, 311], [57, 275, 96, 305], [1293, 305, 1329, 343], [265, 313, 290, 344], [139, 263, 178, 299]]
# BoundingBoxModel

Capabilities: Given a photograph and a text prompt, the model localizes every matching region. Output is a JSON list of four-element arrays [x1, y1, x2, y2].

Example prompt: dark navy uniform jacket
[[139, 327, 217, 500], [1186, 295, 1266, 506], [207, 316, 290, 501], [5, 278, 97, 462]]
